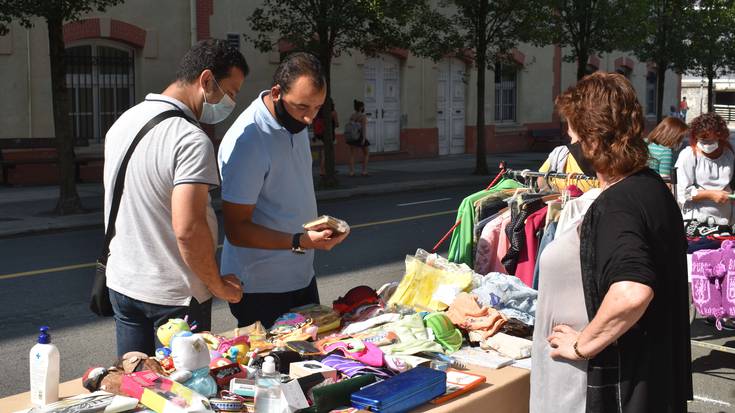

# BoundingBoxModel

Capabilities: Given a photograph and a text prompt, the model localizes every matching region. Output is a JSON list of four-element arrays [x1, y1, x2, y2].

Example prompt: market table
[[2, 365, 529, 413], [3, 326, 530, 413]]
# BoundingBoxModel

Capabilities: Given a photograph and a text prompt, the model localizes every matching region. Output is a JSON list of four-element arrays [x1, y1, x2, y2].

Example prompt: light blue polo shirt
[[218, 91, 318, 293]]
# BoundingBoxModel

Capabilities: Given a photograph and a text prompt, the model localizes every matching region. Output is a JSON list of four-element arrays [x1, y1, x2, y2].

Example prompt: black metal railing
[[65, 46, 135, 143]]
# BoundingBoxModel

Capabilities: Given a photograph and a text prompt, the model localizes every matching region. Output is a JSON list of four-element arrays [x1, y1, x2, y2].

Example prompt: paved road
[[0, 185, 734, 412]]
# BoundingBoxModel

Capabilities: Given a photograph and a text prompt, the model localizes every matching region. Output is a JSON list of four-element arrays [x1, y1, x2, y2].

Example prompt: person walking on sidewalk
[[218, 52, 349, 328], [103, 39, 246, 356], [680, 97, 689, 121], [347, 100, 370, 176]]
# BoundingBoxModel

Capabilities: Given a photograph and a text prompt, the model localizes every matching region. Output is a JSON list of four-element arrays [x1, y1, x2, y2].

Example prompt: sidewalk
[[0, 152, 546, 238]]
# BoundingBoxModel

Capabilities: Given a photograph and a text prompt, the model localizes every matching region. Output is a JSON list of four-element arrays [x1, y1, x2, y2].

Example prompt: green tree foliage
[[0, 0, 123, 214], [630, 0, 694, 122], [247, 0, 424, 188], [686, 0, 735, 112], [528, 0, 640, 81], [410, 0, 535, 175]]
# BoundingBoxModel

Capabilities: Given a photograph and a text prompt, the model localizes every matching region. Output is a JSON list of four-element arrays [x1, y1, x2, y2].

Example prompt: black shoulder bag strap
[[98, 109, 187, 265]]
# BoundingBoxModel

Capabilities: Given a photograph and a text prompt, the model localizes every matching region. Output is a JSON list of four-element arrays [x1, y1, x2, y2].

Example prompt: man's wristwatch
[[292, 233, 306, 254]]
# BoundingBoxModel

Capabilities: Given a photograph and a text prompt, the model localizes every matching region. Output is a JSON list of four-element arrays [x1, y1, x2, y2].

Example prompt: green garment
[[447, 178, 523, 266]]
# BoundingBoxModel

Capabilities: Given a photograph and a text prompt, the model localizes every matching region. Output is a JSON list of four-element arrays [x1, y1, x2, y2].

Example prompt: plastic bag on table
[[388, 249, 473, 312]]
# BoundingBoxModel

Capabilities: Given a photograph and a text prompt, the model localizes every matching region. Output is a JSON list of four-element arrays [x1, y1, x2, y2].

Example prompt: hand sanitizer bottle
[[29, 326, 60, 406], [254, 356, 284, 412]]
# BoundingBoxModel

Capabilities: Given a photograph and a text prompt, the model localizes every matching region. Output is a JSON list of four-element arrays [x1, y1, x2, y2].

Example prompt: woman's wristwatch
[[292, 233, 305, 254]]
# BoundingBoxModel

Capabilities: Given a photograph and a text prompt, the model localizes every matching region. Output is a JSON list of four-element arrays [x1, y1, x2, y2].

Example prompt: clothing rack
[[505, 169, 598, 181], [430, 163, 508, 253], [430, 165, 604, 253]]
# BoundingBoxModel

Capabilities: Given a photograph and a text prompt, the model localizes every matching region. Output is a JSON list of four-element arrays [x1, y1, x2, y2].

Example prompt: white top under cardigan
[[675, 146, 735, 224]]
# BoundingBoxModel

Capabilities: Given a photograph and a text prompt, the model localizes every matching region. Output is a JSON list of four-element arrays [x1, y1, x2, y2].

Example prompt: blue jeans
[[109, 289, 212, 357]]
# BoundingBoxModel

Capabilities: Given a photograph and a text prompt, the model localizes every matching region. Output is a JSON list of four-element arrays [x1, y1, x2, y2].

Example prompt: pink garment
[[474, 213, 508, 275], [515, 206, 547, 287], [495, 214, 511, 273]]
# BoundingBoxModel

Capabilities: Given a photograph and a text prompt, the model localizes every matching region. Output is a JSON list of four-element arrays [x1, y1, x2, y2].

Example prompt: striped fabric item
[[321, 354, 394, 379], [647, 142, 673, 178]]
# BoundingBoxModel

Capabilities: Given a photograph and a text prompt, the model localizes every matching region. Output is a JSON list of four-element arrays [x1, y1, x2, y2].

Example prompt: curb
[[0, 175, 491, 239]]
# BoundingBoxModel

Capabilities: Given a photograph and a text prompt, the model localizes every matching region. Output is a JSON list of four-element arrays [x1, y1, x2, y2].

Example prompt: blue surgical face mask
[[200, 78, 236, 124], [697, 140, 719, 154]]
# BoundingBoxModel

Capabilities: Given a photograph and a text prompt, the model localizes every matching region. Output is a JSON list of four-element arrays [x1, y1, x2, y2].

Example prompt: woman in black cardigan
[[547, 72, 692, 413]]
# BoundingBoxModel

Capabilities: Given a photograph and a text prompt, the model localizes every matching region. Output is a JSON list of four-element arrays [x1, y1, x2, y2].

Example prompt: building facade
[[0, 0, 681, 184]]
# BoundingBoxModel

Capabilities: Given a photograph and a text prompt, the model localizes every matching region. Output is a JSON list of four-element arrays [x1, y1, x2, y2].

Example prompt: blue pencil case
[[350, 366, 447, 413]]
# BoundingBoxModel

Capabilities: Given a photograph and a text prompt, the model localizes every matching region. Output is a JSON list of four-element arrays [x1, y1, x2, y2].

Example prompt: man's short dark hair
[[176, 39, 249, 83], [273, 52, 326, 94]]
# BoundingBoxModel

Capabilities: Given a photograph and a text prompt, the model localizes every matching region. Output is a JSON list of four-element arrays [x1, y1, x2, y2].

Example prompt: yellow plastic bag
[[388, 250, 473, 311]]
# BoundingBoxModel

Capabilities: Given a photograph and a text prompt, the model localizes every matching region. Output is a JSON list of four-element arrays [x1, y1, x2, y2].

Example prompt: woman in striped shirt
[[647, 116, 688, 180]]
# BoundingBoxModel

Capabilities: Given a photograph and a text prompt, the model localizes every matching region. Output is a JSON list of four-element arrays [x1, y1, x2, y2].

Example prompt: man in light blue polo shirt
[[218, 53, 349, 328]]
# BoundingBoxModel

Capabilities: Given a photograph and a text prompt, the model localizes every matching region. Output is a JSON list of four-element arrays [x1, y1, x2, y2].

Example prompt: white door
[[364, 55, 401, 153], [437, 58, 466, 155]]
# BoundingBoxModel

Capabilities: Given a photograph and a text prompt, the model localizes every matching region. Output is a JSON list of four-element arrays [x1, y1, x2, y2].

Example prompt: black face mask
[[275, 98, 308, 134]]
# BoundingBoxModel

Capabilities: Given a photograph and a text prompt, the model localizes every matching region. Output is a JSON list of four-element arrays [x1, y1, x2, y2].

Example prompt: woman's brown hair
[[688, 112, 732, 151], [555, 72, 648, 177], [647, 117, 688, 148]]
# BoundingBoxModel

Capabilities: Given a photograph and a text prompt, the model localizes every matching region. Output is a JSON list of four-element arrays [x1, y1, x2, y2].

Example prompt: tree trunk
[[655, 62, 667, 123], [576, 48, 589, 81], [707, 73, 714, 113], [47, 13, 83, 214], [474, 5, 489, 176], [317, 50, 338, 188]]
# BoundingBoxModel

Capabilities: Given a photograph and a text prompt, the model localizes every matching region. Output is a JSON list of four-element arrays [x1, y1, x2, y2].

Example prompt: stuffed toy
[[216, 335, 250, 365], [82, 352, 167, 395], [169, 332, 217, 397], [156, 318, 192, 348]]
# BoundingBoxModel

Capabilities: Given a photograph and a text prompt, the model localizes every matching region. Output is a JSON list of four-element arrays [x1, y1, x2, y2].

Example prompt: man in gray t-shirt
[[103, 40, 246, 356]]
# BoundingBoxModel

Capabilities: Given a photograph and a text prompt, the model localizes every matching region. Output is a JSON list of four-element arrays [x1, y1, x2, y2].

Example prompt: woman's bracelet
[[573, 341, 591, 360]]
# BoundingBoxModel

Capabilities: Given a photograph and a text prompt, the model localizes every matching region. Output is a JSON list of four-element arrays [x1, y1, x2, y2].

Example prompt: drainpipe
[[190, 0, 197, 46], [27, 27, 33, 138]]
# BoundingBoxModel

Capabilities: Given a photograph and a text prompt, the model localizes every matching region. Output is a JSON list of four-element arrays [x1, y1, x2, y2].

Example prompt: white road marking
[[691, 339, 735, 355], [693, 395, 732, 407], [397, 197, 452, 207]]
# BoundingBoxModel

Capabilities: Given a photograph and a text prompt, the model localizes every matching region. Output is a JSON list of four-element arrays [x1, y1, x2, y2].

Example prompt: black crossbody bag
[[90, 110, 187, 316]]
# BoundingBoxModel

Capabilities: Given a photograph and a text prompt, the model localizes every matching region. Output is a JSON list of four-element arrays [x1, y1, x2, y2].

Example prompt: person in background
[[647, 116, 688, 181], [675, 112, 735, 224], [103, 39, 246, 356], [313, 96, 338, 176], [669, 104, 679, 119], [347, 100, 370, 176], [537, 130, 597, 192], [680, 96, 689, 121], [536, 72, 691, 412]]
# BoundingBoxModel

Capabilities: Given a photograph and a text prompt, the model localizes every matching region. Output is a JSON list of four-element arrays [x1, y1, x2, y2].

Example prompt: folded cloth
[[360, 313, 444, 355], [446, 292, 507, 339], [321, 354, 394, 379], [423, 312, 463, 353], [341, 313, 401, 335], [472, 272, 537, 325], [481, 332, 532, 359]]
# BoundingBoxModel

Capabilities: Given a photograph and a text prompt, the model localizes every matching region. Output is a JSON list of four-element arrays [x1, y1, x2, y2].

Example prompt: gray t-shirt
[[103, 93, 219, 306]]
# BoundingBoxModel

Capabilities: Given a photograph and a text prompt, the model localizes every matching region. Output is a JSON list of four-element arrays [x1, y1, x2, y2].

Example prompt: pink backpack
[[691, 249, 726, 328], [720, 241, 735, 319]]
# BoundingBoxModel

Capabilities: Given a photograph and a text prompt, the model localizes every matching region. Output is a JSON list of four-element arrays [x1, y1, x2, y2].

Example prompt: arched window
[[65, 42, 135, 143]]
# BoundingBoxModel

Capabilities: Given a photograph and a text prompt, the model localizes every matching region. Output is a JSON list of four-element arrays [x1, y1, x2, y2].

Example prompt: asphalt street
[[0, 185, 734, 412]]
